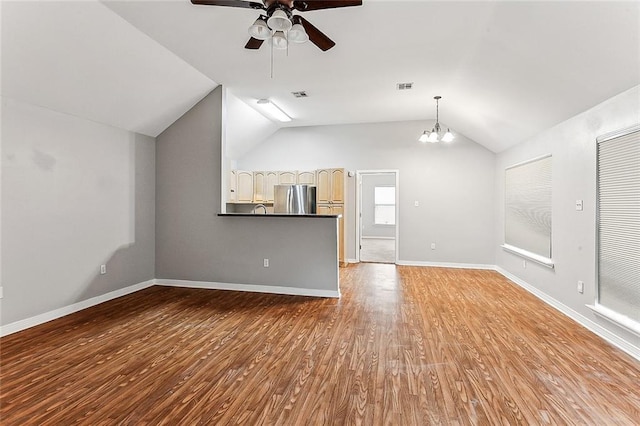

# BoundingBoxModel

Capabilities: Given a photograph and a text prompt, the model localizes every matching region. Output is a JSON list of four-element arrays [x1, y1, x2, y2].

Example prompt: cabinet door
[[278, 171, 297, 185], [228, 170, 237, 203], [236, 171, 254, 203], [317, 204, 332, 215], [265, 171, 278, 203], [297, 171, 315, 185], [253, 171, 265, 202], [316, 169, 331, 203], [331, 169, 345, 203]]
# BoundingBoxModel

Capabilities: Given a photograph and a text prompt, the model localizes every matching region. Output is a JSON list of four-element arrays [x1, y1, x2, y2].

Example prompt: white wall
[[1, 97, 155, 326], [494, 85, 640, 355], [236, 120, 496, 266]]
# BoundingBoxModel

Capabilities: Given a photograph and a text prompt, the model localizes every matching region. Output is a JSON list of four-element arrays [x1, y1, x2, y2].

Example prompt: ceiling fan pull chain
[[270, 36, 274, 79]]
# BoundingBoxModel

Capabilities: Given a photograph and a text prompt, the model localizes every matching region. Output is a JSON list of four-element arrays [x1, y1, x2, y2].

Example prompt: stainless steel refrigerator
[[273, 185, 317, 214]]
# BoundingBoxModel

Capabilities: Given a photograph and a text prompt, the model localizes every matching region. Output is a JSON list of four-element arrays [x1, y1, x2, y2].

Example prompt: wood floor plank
[[2, 264, 639, 424]]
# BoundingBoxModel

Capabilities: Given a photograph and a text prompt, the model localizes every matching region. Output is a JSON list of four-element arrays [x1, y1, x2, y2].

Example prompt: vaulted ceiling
[[3, 1, 639, 153]]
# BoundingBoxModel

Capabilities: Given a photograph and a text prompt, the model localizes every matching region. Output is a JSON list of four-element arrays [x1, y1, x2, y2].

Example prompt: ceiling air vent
[[396, 82, 413, 90], [292, 91, 308, 98]]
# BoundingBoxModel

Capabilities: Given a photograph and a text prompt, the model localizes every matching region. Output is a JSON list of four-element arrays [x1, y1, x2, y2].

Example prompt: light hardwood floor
[[1, 264, 639, 424]]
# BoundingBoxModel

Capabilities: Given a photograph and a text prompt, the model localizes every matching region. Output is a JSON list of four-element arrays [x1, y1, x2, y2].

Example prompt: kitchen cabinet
[[253, 171, 278, 203], [317, 168, 346, 266], [297, 171, 316, 185], [278, 171, 297, 185], [317, 204, 345, 266], [264, 171, 278, 202], [316, 168, 344, 204], [235, 170, 254, 203]]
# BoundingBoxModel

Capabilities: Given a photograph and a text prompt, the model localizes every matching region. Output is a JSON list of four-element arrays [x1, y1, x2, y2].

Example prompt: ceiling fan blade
[[296, 16, 335, 51], [292, 0, 362, 12], [245, 37, 265, 49], [191, 0, 265, 10]]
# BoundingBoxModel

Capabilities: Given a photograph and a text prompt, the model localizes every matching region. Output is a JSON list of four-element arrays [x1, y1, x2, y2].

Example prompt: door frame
[[355, 170, 399, 263]]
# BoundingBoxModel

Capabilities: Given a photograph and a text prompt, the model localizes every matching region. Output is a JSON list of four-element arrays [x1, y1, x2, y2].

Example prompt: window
[[374, 186, 395, 225], [595, 126, 639, 332], [502, 155, 553, 267]]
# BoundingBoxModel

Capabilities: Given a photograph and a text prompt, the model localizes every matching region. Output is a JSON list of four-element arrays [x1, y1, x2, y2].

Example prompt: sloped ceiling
[[3, 1, 639, 151], [1, 1, 217, 137]]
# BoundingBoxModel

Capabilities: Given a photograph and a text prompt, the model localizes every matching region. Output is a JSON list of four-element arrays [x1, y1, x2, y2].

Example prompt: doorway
[[356, 171, 398, 264]]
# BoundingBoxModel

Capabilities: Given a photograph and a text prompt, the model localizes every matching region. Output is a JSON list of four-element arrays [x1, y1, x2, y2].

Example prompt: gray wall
[[494, 85, 640, 350], [237, 120, 496, 265], [1, 96, 155, 325], [361, 173, 396, 238], [155, 87, 339, 292]]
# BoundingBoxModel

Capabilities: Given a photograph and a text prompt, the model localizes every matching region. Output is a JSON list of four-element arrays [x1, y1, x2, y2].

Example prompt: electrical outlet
[[100, 264, 106, 275], [577, 280, 584, 294], [263, 259, 269, 268], [431, 243, 436, 250], [523, 260, 527, 269]]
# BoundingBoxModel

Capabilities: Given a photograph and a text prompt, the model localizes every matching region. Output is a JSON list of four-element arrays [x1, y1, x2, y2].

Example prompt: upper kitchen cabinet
[[235, 170, 254, 203], [317, 168, 345, 204], [253, 171, 278, 203], [278, 171, 297, 185], [297, 171, 316, 185]]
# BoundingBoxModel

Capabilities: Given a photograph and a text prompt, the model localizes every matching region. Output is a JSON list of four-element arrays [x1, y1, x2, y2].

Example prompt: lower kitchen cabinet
[[318, 203, 345, 266]]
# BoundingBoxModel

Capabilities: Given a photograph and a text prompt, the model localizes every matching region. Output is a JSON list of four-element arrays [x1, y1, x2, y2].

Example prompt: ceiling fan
[[190, 0, 362, 51]]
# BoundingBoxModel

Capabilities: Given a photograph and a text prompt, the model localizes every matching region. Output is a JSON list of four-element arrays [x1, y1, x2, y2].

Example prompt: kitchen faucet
[[252, 204, 267, 214]]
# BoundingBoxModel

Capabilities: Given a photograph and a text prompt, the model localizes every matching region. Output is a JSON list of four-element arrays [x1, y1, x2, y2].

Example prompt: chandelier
[[419, 96, 454, 143]]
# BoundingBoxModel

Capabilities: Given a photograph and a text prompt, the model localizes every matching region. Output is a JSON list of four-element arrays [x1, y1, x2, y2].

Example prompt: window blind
[[597, 127, 640, 325], [504, 155, 553, 262]]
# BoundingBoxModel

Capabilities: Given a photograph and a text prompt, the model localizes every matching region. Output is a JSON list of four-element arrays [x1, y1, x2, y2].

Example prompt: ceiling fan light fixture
[[248, 16, 271, 40], [271, 30, 288, 49], [289, 23, 309, 43], [256, 99, 292, 122], [267, 9, 292, 31]]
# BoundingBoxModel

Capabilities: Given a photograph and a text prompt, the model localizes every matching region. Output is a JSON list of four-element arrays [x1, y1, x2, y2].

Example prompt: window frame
[[501, 154, 554, 268], [590, 124, 640, 336]]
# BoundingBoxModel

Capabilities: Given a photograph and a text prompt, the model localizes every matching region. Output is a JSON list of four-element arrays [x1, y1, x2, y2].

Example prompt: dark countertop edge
[[218, 213, 341, 218]]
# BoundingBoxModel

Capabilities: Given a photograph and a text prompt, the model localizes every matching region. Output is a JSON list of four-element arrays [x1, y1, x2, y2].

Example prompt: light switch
[[414, 201, 419, 207], [576, 200, 583, 211]]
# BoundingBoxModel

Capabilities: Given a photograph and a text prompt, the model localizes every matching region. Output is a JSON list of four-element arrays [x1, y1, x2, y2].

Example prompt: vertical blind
[[505, 155, 553, 259], [597, 127, 640, 324]]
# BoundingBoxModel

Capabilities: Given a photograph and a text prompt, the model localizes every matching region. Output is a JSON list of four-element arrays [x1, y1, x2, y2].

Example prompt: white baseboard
[[396, 260, 495, 270], [157, 279, 341, 299], [0, 279, 156, 337], [495, 267, 640, 362], [346, 258, 358, 264]]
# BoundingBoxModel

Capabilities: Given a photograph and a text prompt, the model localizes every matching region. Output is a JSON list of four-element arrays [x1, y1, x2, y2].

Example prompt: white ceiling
[[3, 1, 639, 152], [1, 0, 216, 137]]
